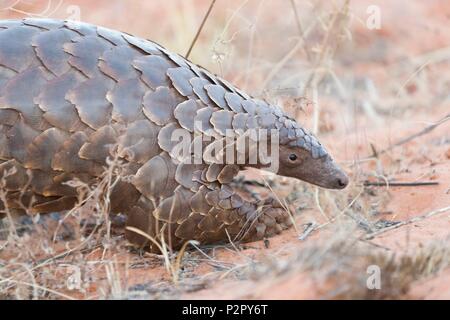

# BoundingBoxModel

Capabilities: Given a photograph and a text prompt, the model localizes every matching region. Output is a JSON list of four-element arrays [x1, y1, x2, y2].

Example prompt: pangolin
[[0, 18, 348, 252]]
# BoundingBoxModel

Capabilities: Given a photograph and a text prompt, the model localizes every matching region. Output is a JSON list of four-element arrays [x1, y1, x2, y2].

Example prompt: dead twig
[[370, 113, 450, 158], [298, 222, 317, 241], [363, 181, 439, 187], [364, 205, 450, 240], [185, 0, 217, 59]]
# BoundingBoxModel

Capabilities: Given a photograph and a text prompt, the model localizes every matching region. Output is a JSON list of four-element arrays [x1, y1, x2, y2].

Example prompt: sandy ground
[[0, 0, 449, 300]]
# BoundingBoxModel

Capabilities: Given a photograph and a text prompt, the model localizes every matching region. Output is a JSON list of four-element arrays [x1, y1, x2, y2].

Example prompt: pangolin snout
[[321, 158, 349, 190], [334, 172, 349, 189]]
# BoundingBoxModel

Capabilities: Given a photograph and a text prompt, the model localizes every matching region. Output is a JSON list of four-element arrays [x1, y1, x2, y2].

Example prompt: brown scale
[[107, 78, 147, 124], [35, 71, 89, 132], [0, 18, 339, 253]]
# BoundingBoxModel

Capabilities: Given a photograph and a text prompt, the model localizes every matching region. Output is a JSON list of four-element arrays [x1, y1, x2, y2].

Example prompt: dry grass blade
[[125, 226, 198, 284], [0, 279, 76, 300]]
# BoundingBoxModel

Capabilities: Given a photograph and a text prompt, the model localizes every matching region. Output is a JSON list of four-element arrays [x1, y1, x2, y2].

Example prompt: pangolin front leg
[[125, 164, 292, 252], [229, 176, 294, 240], [126, 159, 292, 251]]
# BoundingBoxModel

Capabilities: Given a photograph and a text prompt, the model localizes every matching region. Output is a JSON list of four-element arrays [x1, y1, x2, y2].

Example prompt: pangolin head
[[276, 126, 349, 190]]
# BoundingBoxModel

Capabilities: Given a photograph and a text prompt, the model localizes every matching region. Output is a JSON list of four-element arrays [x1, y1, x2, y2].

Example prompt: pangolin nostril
[[337, 176, 349, 188]]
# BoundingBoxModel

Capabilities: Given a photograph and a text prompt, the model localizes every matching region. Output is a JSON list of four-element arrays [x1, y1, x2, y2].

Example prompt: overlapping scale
[[133, 55, 174, 89], [52, 131, 103, 176], [224, 92, 244, 113], [64, 35, 112, 78], [23, 18, 64, 30], [175, 212, 204, 239], [174, 99, 203, 132], [153, 185, 194, 223], [36, 71, 86, 131], [123, 34, 162, 55], [5, 118, 39, 163], [190, 77, 212, 104], [117, 119, 160, 164], [97, 26, 127, 46], [99, 45, 140, 81], [107, 77, 146, 124], [205, 84, 228, 109], [0, 25, 40, 72], [132, 152, 177, 199], [217, 164, 240, 184], [167, 67, 196, 97], [143, 86, 183, 126], [157, 122, 185, 156], [175, 159, 204, 190], [32, 28, 78, 76], [210, 110, 234, 136], [79, 125, 117, 164], [189, 185, 212, 214], [24, 128, 69, 171], [67, 75, 115, 129], [0, 66, 52, 130], [64, 20, 97, 36], [194, 107, 221, 138]]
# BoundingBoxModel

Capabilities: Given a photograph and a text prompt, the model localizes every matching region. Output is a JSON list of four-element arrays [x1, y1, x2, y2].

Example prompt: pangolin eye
[[288, 153, 297, 161]]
